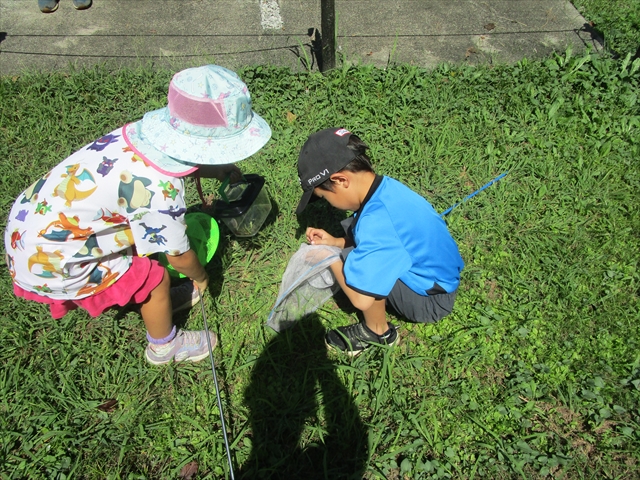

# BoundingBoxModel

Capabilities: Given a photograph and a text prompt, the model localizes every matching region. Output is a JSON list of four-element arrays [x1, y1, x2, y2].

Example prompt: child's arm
[[164, 249, 209, 292], [306, 227, 353, 249]]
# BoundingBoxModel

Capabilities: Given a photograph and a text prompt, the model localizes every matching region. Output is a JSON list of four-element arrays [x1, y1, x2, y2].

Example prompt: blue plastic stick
[[440, 171, 508, 217]]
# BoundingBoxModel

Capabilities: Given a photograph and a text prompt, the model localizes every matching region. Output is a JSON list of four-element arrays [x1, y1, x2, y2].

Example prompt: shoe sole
[[40, 4, 59, 13], [325, 336, 399, 357], [145, 349, 211, 365]]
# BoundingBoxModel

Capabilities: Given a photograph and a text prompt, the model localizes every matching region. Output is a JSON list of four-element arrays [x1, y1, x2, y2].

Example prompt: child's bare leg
[[329, 260, 390, 334], [140, 269, 173, 339], [362, 299, 388, 335], [141, 269, 217, 365]]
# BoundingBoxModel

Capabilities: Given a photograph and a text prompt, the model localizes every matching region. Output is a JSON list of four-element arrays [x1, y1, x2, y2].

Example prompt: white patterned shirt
[[4, 127, 190, 299]]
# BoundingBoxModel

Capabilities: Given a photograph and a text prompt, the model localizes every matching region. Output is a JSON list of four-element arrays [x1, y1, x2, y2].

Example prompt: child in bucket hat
[[296, 128, 464, 356], [4, 65, 271, 365]]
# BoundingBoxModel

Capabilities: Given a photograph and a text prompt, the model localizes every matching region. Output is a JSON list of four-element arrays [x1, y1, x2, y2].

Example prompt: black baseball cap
[[296, 128, 356, 214]]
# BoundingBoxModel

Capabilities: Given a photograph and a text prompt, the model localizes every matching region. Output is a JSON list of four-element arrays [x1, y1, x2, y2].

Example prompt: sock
[[147, 325, 177, 354]]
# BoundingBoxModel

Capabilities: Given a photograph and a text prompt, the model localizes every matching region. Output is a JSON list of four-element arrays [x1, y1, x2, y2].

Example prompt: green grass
[[1, 50, 639, 478], [571, 0, 640, 57]]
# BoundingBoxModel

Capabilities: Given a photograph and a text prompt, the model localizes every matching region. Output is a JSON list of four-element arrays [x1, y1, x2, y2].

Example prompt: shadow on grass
[[239, 314, 368, 480], [295, 201, 350, 240]]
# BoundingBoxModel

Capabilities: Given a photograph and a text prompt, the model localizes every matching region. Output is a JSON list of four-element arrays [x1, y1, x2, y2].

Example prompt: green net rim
[[158, 212, 220, 278]]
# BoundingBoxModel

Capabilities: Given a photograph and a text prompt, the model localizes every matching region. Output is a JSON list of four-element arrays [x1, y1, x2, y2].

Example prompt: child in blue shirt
[[296, 128, 464, 355]]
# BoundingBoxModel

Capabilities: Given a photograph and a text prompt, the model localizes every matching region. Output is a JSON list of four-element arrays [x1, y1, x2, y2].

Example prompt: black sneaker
[[325, 321, 398, 356]]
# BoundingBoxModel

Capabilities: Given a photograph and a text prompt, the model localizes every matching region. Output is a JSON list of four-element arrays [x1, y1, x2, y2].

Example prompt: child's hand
[[198, 164, 242, 183], [306, 227, 330, 245], [193, 272, 209, 294], [306, 227, 343, 247]]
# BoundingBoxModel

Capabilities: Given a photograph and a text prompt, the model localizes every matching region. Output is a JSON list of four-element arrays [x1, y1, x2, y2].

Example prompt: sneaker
[[145, 329, 217, 365], [171, 282, 201, 314], [325, 321, 398, 356], [72, 0, 92, 9], [38, 0, 59, 13]]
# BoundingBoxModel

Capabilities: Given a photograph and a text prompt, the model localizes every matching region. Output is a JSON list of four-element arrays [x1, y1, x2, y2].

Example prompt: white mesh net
[[267, 244, 342, 332]]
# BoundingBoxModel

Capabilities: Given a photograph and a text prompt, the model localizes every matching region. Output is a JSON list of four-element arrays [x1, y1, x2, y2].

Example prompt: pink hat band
[[167, 82, 229, 128]]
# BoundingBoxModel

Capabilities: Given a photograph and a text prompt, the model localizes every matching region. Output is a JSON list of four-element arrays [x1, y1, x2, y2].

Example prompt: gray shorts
[[386, 279, 457, 324], [341, 245, 457, 324]]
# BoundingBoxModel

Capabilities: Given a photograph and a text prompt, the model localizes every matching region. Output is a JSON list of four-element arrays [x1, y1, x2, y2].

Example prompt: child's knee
[[149, 268, 171, 297]]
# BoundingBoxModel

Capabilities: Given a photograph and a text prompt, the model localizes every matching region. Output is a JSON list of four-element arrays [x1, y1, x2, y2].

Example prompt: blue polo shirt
[[343, 176, 464, 298]]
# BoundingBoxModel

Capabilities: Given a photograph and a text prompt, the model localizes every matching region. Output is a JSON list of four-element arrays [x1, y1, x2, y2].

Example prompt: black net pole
[[320, 0, 336, 71]]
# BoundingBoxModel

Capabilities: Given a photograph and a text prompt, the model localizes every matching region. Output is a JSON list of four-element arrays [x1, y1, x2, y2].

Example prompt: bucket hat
[[123, 65, 271, 177]]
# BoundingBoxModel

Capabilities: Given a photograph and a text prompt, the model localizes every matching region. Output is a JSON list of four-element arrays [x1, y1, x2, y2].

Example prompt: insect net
[[267, 244, 342, 332]]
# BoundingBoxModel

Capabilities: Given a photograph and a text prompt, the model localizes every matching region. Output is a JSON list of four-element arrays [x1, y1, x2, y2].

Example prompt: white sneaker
[[145, 329, 217, 365]]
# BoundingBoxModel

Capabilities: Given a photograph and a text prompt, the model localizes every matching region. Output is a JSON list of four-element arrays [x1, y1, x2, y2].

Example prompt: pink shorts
[[13, 256, 166, 319]]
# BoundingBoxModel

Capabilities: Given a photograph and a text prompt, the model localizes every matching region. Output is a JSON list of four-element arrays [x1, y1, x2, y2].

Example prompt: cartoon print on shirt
[[94, 208, 128, 226], [158, 180, 179, 201], [97, 156, 118, 177], [131, 154, 147, 165], [28, 246, 64, 278], [35, 200, 52, 215], [87, 133, 120, 152], [73, 234, 104, 259], [122, 146, 150, 166], [33, 284, 53, 294], [159, 205, 186, 219], [38, 212, 94, 242], [140, 223, 167, 246], [6, 254, 16, 279], [131, 211, 150, 221], [52, 164, 98, 207], [113, 225, 134, 248], [6, 126, 192, 300], [10, 229, 26, 250], [118, 171, 155, 213], [76, 264, 119, 296], [20, 173, 50, 204]]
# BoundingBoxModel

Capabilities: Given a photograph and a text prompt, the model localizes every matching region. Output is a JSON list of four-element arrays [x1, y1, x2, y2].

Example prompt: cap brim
[[295, 189, 315, 215]]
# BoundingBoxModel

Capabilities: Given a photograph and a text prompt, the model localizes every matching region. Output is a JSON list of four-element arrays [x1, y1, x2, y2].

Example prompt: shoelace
[[342, 323, 393, 341], [341, 323, 374, 339], [178, 330, 203, 347]]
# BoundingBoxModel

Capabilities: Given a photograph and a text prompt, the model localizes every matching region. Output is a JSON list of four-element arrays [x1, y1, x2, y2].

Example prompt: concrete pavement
[[0, 0, 602, 75]]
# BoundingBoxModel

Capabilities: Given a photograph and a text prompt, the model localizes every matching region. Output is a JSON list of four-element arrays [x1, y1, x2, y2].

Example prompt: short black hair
[[316, 135, 374, 192]]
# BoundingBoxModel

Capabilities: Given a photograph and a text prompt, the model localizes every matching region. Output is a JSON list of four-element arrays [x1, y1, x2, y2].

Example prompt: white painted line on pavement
[[260, 0, 283, 30]]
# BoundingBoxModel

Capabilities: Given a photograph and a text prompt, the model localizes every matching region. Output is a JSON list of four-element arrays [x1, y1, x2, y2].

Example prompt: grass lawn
[[1, 44, 639, 480], [571, 0, 640, 57]]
